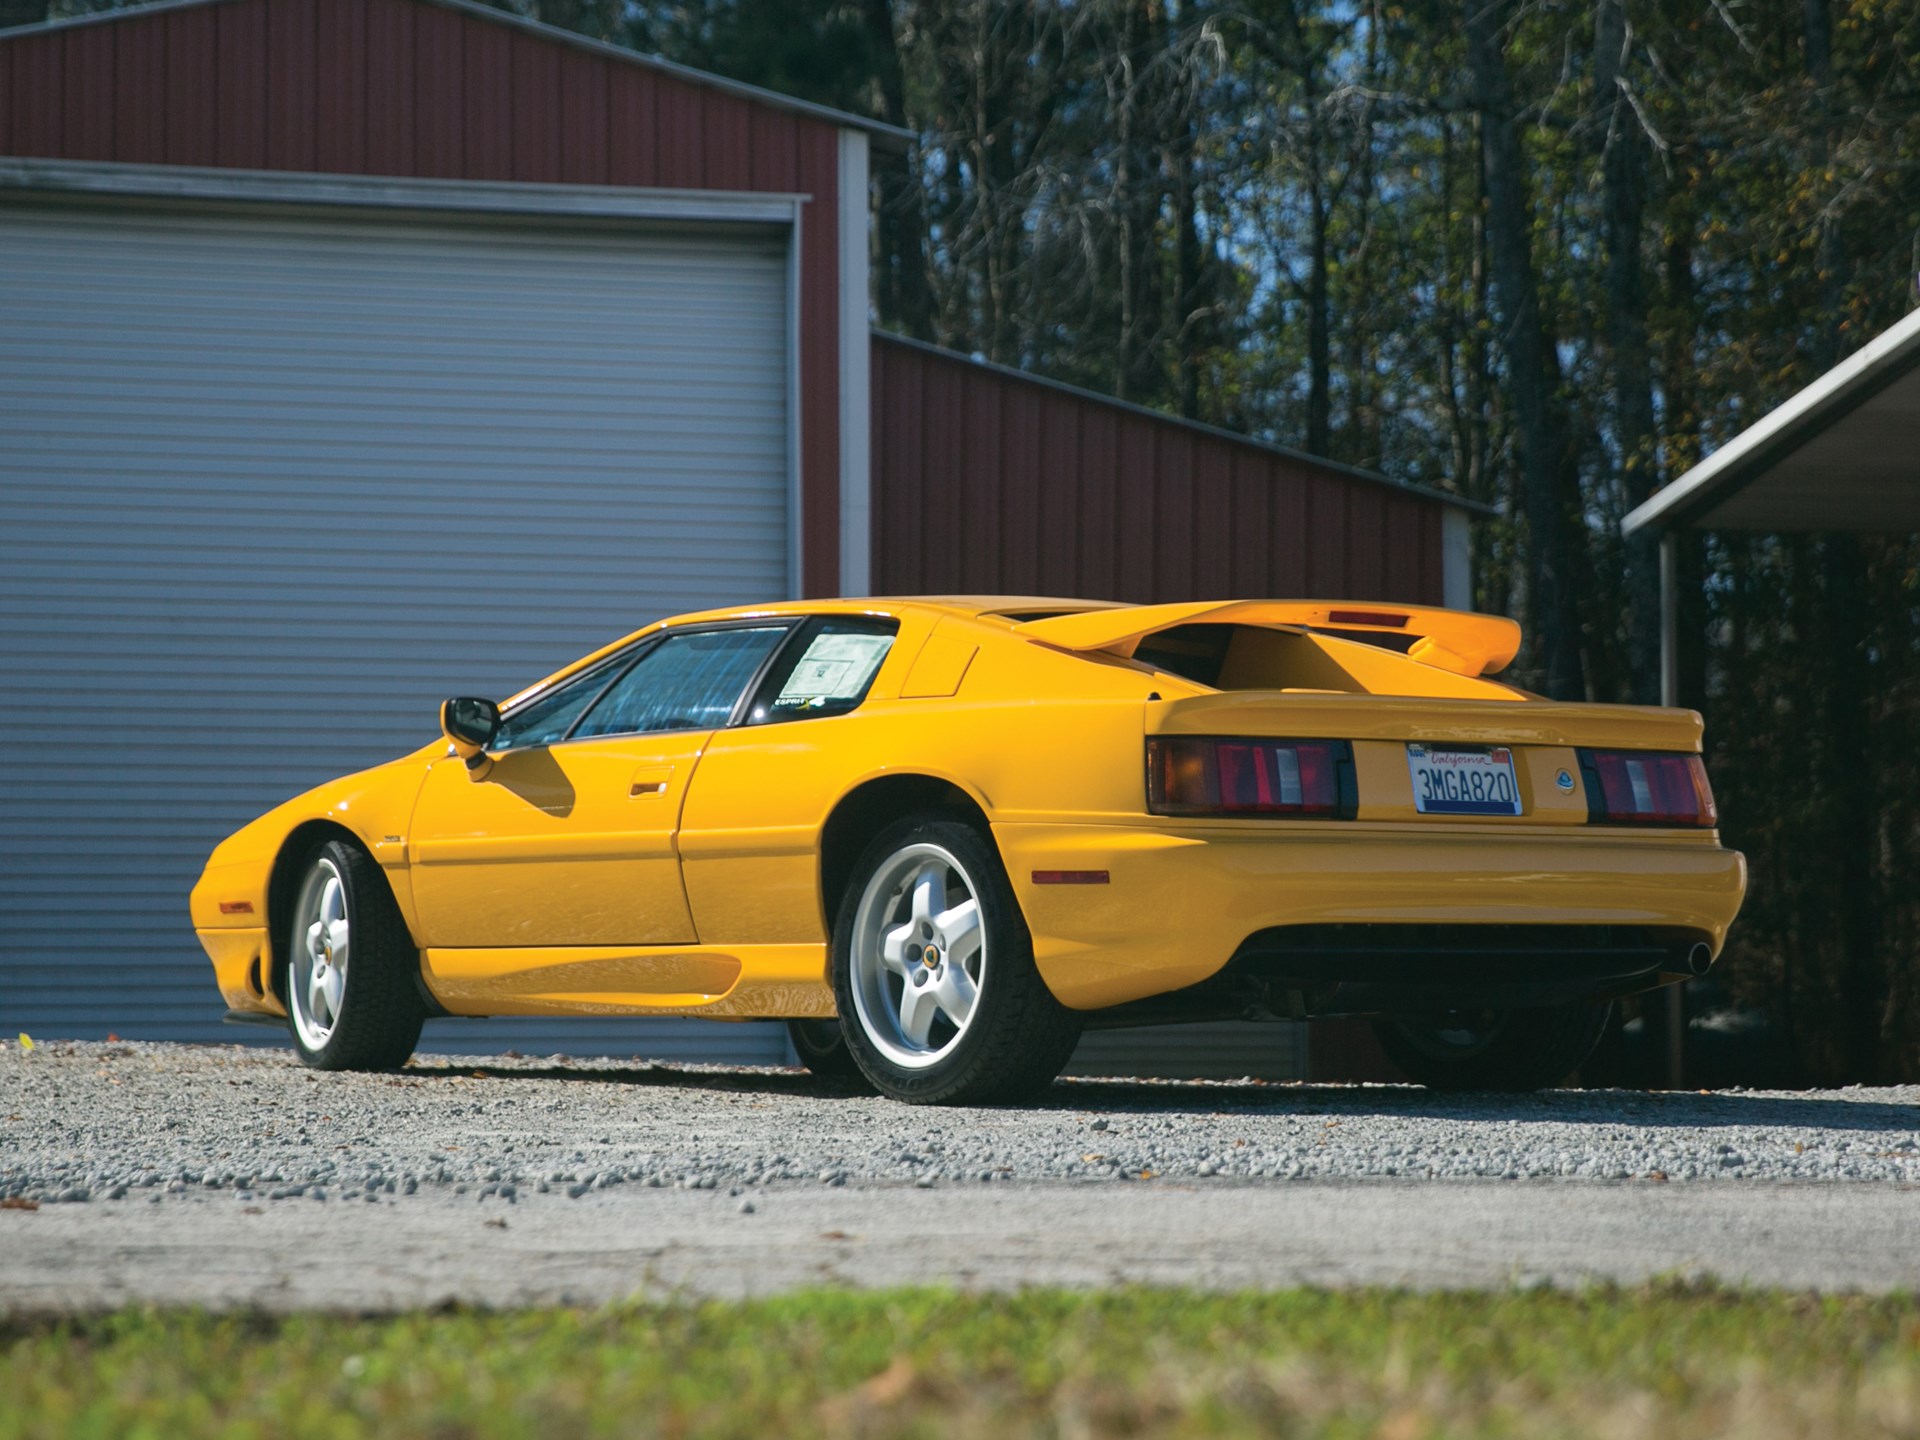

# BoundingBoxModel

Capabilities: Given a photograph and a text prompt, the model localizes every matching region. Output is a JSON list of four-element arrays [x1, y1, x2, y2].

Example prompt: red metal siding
[[0, 0, 845, 595], [63, 29, 111, 159], [511, 30, 561, 181], [871, 333, 1451, 606], [461, 20, 509, 179], [363, 0, 414, 174], [1192, 440, 1230, 595], [558, 53, 606, 185], [7, 33, 56, 156], [998, 380, 1041, 592], [314, 0, 364, 172], [169, 6, 223, 167]]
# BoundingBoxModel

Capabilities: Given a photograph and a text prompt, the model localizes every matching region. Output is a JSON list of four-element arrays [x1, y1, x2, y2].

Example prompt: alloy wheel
[[846, 842, 986, 1069], [290, 856, 350, 1050]]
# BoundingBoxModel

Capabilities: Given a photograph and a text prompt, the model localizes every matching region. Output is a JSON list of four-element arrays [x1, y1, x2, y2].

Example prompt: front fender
[[189, 742, 441, 934]]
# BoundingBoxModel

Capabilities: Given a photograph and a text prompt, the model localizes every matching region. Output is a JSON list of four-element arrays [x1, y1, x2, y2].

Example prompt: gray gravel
[[3, 1039, 1917, 1207]]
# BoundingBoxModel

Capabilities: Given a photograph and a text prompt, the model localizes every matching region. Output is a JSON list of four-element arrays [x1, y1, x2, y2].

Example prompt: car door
[[408, 622, 793, 949], [677, 614, 904, 945]]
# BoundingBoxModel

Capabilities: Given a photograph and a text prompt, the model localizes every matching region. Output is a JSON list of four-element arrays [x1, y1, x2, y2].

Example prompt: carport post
[[1658, 532, 1686, 1088]]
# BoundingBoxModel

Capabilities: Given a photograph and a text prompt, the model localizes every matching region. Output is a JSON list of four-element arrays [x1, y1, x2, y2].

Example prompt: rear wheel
[[1372, 1000, 1613, 1092], [284, 839, 425, 1072], [833, 816, 1081, 1105]]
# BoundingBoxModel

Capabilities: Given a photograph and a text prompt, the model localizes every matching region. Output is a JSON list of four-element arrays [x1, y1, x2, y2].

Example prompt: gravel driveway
[[3, 1040, 1917, 1308]]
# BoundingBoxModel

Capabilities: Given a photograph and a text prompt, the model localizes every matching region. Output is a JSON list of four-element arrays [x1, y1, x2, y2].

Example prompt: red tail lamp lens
[[1326, 609, 1409, 628], [1148, 738, 1349, 817], [1579, 750, 1718, 827]]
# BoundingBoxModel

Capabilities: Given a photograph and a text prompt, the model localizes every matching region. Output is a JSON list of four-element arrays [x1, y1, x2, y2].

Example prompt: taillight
[[1576, 749, 1718, 827], [1147, 737, 1356, 818]]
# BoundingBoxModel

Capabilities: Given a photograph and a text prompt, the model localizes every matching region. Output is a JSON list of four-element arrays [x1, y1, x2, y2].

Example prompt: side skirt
[[420, 943, 833, 1019]]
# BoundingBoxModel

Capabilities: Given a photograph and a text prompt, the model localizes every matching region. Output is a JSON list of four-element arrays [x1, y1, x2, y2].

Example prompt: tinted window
[[571, 625, 789, 739], [491, 661, 624, 751], [749, 617, 899, 724], [1133, 624, 1236, 687]]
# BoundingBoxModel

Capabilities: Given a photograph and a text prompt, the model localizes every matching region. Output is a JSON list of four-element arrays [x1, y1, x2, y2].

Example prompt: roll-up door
[[0, 196, 795, 1062]]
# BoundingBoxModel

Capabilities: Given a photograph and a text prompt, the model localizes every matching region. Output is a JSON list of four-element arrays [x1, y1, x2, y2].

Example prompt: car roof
[[656, 595, 1123, 626], [508, 595, 1518, 708], [680, 596, 1520, 682]]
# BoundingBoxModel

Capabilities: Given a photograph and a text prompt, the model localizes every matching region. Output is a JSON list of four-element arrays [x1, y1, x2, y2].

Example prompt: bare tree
[[1464, 0, 1584, 698]]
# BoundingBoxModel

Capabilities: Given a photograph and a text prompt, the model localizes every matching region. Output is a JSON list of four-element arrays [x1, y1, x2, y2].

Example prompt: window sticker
[[776, 632, 895, 707]]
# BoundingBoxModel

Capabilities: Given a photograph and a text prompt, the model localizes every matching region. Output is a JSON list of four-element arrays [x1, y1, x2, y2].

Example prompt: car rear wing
[[1018, 601, 1522, 677]]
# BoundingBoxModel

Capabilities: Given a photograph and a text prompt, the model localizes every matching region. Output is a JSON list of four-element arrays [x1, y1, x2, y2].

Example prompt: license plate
[[1406, 744, 1523, 816]]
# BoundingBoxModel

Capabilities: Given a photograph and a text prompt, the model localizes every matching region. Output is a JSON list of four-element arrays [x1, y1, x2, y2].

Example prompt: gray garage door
[[0, 195, 795, 1062]]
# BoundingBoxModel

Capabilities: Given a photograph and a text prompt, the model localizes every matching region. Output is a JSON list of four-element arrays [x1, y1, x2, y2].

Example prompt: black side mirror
[[440, 697, 500, 760]]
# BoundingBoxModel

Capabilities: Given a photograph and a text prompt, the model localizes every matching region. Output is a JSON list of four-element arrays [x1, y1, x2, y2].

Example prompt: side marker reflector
[[1032, 870, 1110, 885], [218, 901, 255, 915]]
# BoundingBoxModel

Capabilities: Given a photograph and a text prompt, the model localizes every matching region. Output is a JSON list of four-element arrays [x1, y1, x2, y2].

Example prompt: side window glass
[[571, 625, 789, 740], [751, 618, 898, 724], [491, 660, 624, 751]]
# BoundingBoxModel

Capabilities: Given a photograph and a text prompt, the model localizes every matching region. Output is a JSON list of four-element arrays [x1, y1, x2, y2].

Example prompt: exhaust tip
[[1685, 942, 1714, 978]]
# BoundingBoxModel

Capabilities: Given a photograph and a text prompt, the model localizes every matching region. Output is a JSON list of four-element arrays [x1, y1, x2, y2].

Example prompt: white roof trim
[[0, 157, 806, 224], [1624, 305, 1920, 534]]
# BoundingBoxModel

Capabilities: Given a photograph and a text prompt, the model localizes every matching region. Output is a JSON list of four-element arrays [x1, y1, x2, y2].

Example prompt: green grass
[[4, 1285, 1918, 1438]]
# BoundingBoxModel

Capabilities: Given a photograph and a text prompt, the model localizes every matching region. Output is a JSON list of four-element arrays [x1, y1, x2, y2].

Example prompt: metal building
[[0, 0, 886, 1059], [0, 0, 1483, 1075]]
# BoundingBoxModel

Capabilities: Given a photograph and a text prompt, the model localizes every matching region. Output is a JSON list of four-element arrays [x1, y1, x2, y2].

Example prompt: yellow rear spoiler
[[1019, 601, 1522, 677]]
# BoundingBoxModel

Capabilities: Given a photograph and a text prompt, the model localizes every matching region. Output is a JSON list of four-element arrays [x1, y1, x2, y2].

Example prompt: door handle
[[628, 766, 674, 798]]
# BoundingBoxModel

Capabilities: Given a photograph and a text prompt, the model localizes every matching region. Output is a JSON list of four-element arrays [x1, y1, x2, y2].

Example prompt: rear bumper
[[994, 821, 1747, 1010], [1220, 922, 1704, 1018]]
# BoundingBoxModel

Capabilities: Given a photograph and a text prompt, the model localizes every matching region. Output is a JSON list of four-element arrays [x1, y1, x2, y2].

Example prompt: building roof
[[1623, 306, 1920, 534], [875, 331, 1495, 517], [0, 0, 914, 149]]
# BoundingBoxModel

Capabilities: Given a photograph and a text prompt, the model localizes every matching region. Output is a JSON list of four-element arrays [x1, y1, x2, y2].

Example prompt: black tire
[[832, 815, 1082, 1105], [1373, 1000, 1614, 1092], [786, 1018, 874, 1089], [282, 838, 426, 1072]]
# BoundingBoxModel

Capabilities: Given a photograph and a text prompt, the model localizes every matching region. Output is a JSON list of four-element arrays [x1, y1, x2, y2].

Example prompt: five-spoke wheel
[[290, 855, 352, 1050], [282, 838, 425, 1071], [831, 815, 1081, 1104], [849, 842, 986, 1068]]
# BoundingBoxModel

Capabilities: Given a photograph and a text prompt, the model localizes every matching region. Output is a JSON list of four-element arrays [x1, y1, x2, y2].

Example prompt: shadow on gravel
[[399, 1059, 1919, 1132], [1044, 1078, 1920, 1132], [401, 1060, 855, 1099]]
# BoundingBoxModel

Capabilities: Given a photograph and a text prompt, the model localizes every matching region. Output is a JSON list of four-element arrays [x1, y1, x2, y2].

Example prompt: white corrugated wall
[[0, 196, 795, 1061]]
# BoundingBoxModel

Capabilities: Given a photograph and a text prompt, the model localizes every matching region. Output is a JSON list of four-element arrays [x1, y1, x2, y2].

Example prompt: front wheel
[[786, 1018, 873, 1089], [285, 839, 426, 1071], [832, 816, 1081, 1105], [1372, 1000, 1613, 1092]]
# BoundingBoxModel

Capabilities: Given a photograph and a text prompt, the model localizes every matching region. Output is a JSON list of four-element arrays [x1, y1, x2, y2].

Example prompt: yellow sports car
[[191, 597, 1746, 1103]]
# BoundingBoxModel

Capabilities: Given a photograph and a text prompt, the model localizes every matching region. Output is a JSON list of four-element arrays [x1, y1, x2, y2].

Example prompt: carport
[[1624, 305, 1920, 1081]]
